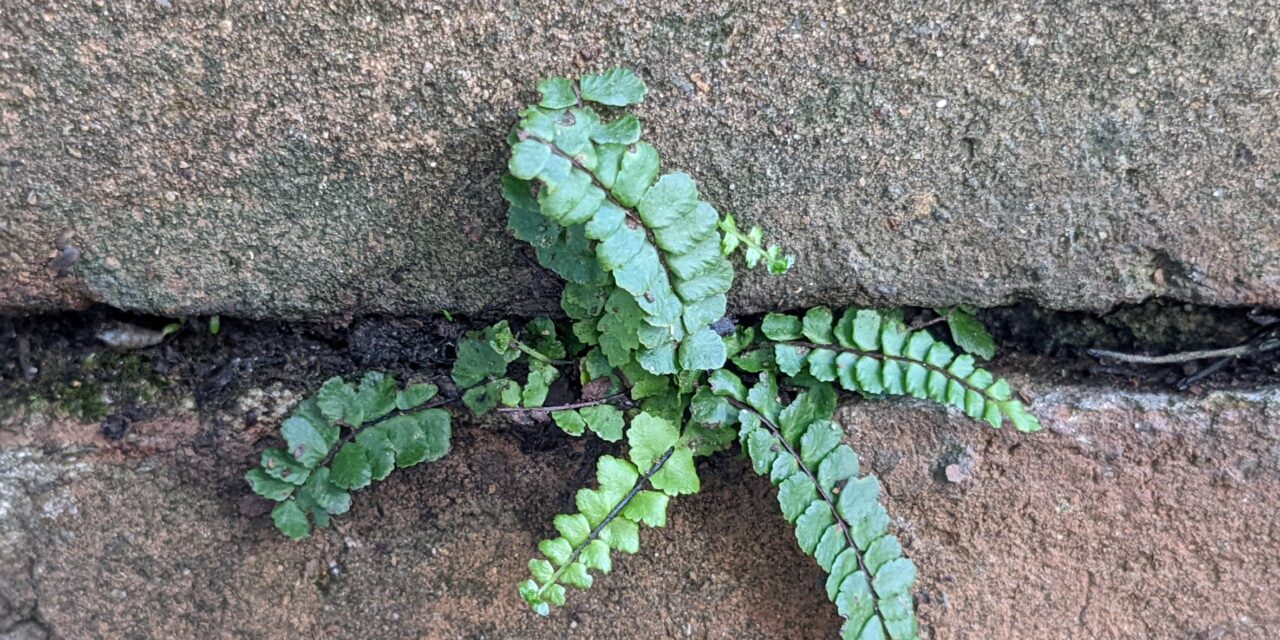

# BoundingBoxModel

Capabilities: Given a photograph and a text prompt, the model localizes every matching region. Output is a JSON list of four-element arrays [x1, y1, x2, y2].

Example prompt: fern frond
[[450, 318, 573, 416], [752, 307, 1041, 432], [522, 411, 700, 614], [722, 373, 920, 640], [719, 210, 794, 274], [506, 68, 776, 376], [246, 372, 451, 539]]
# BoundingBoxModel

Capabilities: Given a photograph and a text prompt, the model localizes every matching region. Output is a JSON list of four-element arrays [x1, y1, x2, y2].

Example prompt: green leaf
[[329, 443, 373, 490], [945, 309, 997, 360], [523, 361, 558, 407], [246, 468, 297, 501], [777, 473, 818, 523], [762, 313, 803, 340], [451, 336, 509, 388], [796, 502, 835, 554], [803, 307, 835, 344], [799, 423, 842, 469], [815, 526, 845, 572], [864, 536, 904, 573], [382, 414, 430, 468], [602, 517, 640, 554], [777, 387, 836, 448], [593, 115, 642, 144], [649, 447, 700, 496], [596, 454, 640, 497], [559, 562, 593, 589], [579, 68, 647, 106], [356, 371, 398, 422], [611, 142, 660, 207], [395, 383, 439, 411], [622, 361, 670, 399], [539, 537, 573, 566], [354, 426, 396, 482], [925, 342, 955, 368], [747, 372, 782, 421], [538, 77, 578, 109], [667, 235, 723, 281], [484, 320, 515, 354], [707, 368, 746, 401], [260, 448, 310, 486], [525, 317, 567, 360], [673, 259, 734, 303], [689, 389, 737, 430], [301, 467, 351, 516], [775, 344, 807, 376], [581, 539, 612, 574], [580, 404, 624, 442], [653, 201, 718, 255], [509, 139, 552, 180], [271, 501, 310, 540], [499, 379, 523, 407], [561, 282, 607, 320], [855, 357, 884, 394], [621, 490, 669, 527], [538, 224, 609, 285], [597, 287, 643, 367], [637, 342, 677, 375], [808, 348, 838, 382], [417, 409, 452, 462], [529, 558, 555, 583], [678, 326, 727, 371], [461, 383, 496, 415], [817, 447, 860, 493], [637, 173, 698, 229], [745, 428, 777, 475], [552, 410, 587, 436], [554, 513, 592, 546], [317, 377, 363, 427], [627, 412, 678, 472], [853, 310, 882, 351], [576, 487, 614, 528], [873, 558, 918, 597], [280, 415, 331, 468], [1004, 400, 1042, 432]]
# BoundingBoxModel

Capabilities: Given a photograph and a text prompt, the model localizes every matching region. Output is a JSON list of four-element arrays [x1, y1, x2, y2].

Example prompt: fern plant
[[246, 68, 1041, 638], [245, 372, 451, 539]]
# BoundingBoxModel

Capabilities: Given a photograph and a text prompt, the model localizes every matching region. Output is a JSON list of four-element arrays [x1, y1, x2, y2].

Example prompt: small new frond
[[719, 210, 794, 275], [754, 307, 1040, 432], [522, 410, 699, 614], [247, 372, 452, 539], [725, 376, 920, 640]]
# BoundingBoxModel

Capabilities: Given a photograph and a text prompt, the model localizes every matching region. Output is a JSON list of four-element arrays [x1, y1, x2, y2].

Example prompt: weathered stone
[[3, 2, 1278, 318]]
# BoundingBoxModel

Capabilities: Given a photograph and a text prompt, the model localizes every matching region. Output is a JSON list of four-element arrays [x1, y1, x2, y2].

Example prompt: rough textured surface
[[2, 380, 1278, 639], [3, 1, 1279, 318]]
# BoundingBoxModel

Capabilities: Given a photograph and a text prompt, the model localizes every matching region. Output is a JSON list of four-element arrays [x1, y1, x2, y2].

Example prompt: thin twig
[[908, 314, 948, 331], [1175, 326, 1280, 390], [497, 393, 629, 414], [1088, 338, 1280, 365]]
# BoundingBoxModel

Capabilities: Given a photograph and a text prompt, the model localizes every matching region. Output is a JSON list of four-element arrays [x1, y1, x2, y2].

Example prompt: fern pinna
[[246, 68, 1041, 638]]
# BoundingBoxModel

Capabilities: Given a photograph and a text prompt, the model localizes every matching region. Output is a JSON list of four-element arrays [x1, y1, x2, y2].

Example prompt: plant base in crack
[[246, 68, 1041, 639]]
